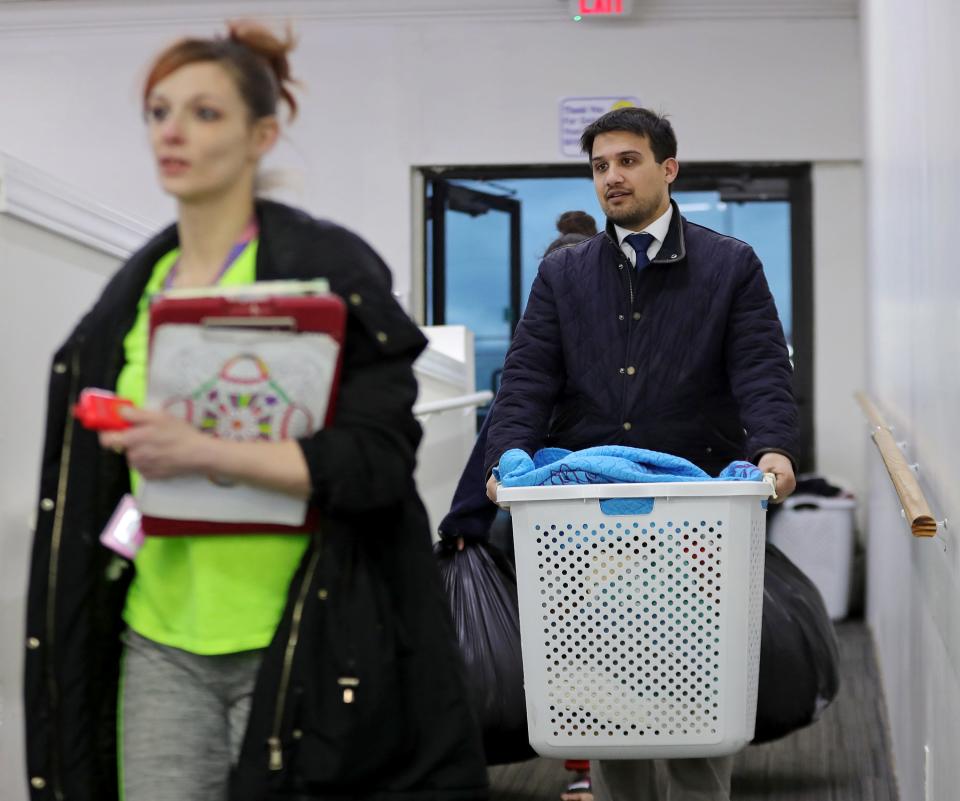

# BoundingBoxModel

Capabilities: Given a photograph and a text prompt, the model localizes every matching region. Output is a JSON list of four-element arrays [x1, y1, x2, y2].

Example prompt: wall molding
[[0, 0, 858, 36], [0, 153, 158, 259]]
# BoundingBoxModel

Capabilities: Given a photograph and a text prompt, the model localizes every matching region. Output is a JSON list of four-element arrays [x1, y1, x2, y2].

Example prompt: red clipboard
[[140, 290, 346, 536]]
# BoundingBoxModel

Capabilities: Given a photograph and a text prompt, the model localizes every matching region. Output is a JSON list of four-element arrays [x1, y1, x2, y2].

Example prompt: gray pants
[[119, 629, 264, 801], [592, 755, 735, 801]]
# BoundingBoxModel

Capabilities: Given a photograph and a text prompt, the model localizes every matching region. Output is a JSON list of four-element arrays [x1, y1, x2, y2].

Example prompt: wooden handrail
[[855, 392, 938, 537]]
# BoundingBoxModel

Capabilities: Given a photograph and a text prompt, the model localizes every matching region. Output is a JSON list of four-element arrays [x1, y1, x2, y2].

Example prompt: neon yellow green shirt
[[118, 242, 310, 655]]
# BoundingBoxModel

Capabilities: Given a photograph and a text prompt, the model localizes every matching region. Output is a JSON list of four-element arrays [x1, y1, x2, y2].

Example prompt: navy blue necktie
[[624, 232, 655, 272]]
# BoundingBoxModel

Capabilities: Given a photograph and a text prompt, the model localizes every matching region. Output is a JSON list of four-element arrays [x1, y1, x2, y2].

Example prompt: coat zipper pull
[[268, 736, 283, 771], [338, 676, 359, 704]]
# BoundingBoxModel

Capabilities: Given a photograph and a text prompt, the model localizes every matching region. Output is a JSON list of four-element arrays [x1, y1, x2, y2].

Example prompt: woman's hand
[[100, 407, 312, 498], [99, 407, 212, 479]]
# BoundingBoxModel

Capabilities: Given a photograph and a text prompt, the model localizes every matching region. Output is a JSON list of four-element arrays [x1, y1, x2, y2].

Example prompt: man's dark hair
[[580, 107, 678, 164]]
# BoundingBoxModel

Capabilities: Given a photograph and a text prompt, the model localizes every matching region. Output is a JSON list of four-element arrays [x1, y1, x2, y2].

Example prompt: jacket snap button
[[670, 254, 678, 259], [30, 777, 46, 789], [706, 446, 713, 454], [26, 637, 40, 650], [626, 366, 636, 376], [317, 589, 329, 601], [376, 332, 389, 344], [40, 498, 54, 512], [618, 314, 624, 321], [349, 293, 362, 306], [633, 312, 642, 321], [292, 729, 303, 740], [52, 363, 67, 374], [619, 368, 625, 375], [623, 422, 632, 431]]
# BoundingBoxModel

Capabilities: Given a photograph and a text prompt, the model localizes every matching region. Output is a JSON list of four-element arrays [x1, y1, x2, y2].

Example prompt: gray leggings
[[591, 755, 735, 801], [119, 629, 264, 801]]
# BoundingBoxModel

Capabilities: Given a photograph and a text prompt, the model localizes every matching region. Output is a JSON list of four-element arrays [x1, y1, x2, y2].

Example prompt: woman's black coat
[[23, 200, 488, 801]]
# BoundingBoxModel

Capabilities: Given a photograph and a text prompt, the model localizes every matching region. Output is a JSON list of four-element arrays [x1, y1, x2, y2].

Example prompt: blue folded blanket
[[494, 446, 762, 487]]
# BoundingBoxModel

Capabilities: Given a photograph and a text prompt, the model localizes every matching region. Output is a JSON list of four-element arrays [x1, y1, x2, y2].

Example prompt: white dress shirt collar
[[615, 203, 673, 267]]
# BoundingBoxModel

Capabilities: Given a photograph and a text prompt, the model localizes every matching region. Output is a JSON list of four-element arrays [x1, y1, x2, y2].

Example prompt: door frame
[[425, 178, 522, 331]]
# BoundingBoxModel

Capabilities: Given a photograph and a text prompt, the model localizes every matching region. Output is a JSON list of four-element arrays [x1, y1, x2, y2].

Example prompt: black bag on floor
[[753, 542, 842, 743], [435, 540, 536, 765]]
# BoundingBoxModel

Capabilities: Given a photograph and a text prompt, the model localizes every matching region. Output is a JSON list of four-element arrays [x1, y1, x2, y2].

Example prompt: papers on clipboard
[[157, 278, 331, 301], [137, 280, 346, 535]]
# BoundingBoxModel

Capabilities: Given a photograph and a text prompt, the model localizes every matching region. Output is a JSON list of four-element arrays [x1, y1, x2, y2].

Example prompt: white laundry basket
[[768, 493, 857, 620], [499, 480, 772, 759]]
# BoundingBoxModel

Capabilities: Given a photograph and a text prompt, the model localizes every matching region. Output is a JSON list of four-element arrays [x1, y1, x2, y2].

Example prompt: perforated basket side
[[743, 501, 768, 735], [511, 491, 765, 758]]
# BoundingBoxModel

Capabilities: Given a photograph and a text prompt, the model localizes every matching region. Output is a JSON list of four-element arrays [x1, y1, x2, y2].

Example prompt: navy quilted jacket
[[484, 201, 799, 478]]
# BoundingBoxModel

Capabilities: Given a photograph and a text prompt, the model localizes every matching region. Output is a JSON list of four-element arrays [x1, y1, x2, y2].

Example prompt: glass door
[[426, 179, 521, 414]]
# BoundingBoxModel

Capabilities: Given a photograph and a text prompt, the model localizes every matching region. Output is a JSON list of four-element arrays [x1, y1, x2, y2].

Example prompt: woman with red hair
[[23, 21, 486, 801]]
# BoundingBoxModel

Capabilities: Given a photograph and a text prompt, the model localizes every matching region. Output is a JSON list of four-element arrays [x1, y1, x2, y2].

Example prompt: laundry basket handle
[[763, 472, 778, 501]]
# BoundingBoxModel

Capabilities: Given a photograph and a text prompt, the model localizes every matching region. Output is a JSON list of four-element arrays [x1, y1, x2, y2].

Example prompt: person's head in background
[[142, 21, 297, 211], [579, 107, 679, 232], [544, 210, 598, 255]]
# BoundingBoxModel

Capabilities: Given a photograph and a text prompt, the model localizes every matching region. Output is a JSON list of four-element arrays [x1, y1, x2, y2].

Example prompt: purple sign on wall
[[560, 96, 640, 158]]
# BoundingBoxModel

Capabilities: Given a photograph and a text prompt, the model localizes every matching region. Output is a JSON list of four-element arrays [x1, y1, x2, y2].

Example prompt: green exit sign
[[570, 0, 634, 20]]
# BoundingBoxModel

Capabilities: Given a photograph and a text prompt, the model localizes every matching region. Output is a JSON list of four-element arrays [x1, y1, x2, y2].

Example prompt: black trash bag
[[753, 542, 842, 744], [435, 540, 536, 765]]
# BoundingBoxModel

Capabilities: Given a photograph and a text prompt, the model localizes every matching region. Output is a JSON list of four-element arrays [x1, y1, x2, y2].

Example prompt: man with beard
[[483, 107, 799, 801]]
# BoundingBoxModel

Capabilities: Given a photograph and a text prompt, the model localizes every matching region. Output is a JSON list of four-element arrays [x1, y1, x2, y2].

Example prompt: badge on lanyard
[[100, 494, 145, 559]]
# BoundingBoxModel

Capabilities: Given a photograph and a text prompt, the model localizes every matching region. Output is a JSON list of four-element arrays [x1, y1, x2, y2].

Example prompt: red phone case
[[73, 389, 134, 431]]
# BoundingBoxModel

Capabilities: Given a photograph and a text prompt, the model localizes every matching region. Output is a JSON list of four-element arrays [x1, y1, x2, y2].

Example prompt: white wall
[[0, 1, 862, 289], [413, 326, 482, 536], [0, 0, 867, 492], [862, 0, 960, 799], [812, 162, 867, 510]]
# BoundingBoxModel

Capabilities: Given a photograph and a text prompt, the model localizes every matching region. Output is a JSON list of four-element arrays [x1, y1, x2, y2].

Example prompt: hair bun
[[227, 19, 299, 118], [556, 210, 598, 237]]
